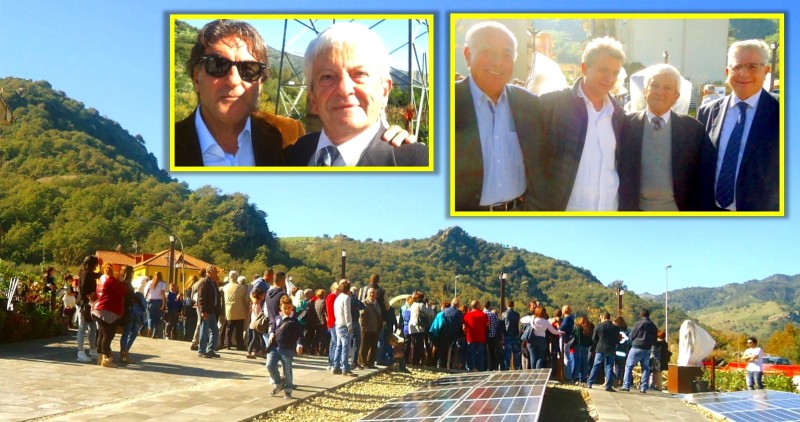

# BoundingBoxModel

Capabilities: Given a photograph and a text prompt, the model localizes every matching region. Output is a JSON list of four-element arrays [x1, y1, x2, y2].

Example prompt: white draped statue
[[677, 319, 716, 366]]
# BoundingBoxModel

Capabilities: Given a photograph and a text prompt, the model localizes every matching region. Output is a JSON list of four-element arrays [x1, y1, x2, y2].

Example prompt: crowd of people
[[71, 258, 681, 395]]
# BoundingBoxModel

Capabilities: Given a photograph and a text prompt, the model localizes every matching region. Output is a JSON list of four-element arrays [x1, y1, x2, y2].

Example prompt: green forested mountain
[[277, 226, 690, 335], [651, 274, 800, 340], [0, 77, 282, 270]]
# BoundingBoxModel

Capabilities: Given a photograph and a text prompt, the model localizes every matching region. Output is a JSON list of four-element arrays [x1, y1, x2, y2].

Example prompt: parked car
[[763, 356, 792, 365]]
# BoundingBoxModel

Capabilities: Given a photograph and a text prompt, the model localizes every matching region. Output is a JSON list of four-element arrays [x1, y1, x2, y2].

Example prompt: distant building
[[96, 249, 213, 291], [612, 18, 729, 89]]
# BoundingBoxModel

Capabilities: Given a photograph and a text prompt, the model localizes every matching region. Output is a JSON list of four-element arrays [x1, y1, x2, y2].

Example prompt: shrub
[[706, 369, 798, 392]]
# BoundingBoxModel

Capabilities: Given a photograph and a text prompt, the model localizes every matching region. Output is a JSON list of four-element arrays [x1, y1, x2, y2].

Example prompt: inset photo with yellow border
[[170, 15, 433, 172], [450, 13, 783, 217]]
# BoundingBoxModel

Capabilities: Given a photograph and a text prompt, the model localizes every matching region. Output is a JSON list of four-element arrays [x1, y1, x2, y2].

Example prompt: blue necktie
[[715, 102, 749, 209], [316, 145, 340, 166]]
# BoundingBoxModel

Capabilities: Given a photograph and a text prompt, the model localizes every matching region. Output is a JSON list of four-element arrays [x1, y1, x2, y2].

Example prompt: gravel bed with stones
[[256, 367, 445, 422]]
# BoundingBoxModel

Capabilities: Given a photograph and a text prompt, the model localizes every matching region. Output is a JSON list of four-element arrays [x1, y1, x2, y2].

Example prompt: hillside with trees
[[0, 77, 283, 271], [650, 274, 800, 341]]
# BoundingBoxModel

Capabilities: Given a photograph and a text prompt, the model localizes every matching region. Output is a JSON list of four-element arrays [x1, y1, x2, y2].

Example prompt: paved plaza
[[1, 332, 708, 421]]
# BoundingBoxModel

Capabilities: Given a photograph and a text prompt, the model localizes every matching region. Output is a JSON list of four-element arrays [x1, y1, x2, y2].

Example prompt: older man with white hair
[[619, 64, 709, 211], [286, 23, 428, 166], [697, 39, 779, 211], [454, 21, 542, 211]]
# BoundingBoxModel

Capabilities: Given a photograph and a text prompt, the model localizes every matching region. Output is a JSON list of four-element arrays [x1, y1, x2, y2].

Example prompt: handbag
[[253, 312, 270, 333]]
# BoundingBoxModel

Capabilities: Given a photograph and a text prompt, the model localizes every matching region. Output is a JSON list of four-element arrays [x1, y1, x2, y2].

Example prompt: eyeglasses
[[201, 55, 266, 83], [729, 63, 765, 74]]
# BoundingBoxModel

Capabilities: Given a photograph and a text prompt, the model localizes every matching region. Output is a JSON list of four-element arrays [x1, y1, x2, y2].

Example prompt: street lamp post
[[665, 265, 672, 340], [136, 217, 184, 292], [617, 286, 625, 317], [168, 234, 176, 289], [663, 50, 670, 64], [454, 275, 460, 299], [500, 273, 508, 313], [341, 250, 347, 280]]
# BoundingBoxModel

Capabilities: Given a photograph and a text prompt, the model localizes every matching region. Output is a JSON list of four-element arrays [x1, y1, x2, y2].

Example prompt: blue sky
[[2, 0, 797, 296]]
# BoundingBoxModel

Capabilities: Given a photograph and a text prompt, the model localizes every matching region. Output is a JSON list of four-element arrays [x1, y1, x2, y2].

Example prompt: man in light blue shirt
[[454, 21, 542, 211]]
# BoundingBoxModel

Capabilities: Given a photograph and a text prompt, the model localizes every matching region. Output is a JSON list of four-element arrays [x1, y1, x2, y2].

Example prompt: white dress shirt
[[566, 84, 619, 211], [195, 107, 255, 166], [714, 90, 762, 210]]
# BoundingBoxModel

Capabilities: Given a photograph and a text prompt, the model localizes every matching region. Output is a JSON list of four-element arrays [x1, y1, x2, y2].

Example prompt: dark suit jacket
[[696, 89, 779, 211], [454, 77, 543, 211], [536, 78, 627, 211], [174, 110, 302, 167], [592, 320, 621, 355], [618, 110, 709, 211], [284, 127, 429, 166]]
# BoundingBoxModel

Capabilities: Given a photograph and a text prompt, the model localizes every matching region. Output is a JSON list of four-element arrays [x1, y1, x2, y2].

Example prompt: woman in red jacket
[[93, 264, 126, 367]]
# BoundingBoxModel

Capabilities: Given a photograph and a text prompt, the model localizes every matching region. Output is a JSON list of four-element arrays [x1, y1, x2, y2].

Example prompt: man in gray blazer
[[454, 21, 541, 211]]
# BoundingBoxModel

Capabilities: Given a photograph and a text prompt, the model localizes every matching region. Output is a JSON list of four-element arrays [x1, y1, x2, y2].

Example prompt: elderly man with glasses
[[697, 39, 779, 211]]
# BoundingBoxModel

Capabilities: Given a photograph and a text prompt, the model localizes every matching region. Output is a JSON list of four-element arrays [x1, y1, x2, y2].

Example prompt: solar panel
[[360, 369, 551, 422], [682, 389, 800, 421]]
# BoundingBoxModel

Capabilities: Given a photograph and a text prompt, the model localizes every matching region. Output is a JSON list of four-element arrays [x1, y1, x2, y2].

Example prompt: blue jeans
[[120, 315, 142, 352], [747, 371, 764, 390], [467, 342, 486, 372], [503, 337, 522, 370], [328, 327, 338, 368], [267, 347, 295, 393], [572, 344, 590, 382], [564, 347, 575, 381], [623, 347, 651, 391], [531, 336, 548, 369], [199, 313, 219, 354], [333, 325, 351, 371], [588, 351, 616, 390], [147, 299, 163, 335]]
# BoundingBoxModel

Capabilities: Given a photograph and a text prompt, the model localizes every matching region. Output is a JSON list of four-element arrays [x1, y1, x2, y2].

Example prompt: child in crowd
[[266, 295, 303, 398], [649, 330, 671, 391], [164, 282, 182, 340], [62, 285, 77, 330], [390, 333, 409, 372]]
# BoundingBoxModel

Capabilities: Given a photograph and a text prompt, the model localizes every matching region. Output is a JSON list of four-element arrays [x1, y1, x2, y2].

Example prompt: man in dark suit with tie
[[618, 64, 709, 211], [454, 21, 541, 211], [285, 23, 428, 167], [697, 39, 779, 211]]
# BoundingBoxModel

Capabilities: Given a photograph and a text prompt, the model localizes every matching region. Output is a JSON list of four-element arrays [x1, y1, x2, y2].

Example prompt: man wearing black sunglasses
[[175, 19, 302, 167], [284, 23, 428, 167]]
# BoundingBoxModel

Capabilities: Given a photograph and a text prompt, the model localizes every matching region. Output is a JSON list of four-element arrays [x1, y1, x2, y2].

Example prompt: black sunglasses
[[201, 55, 266, 83]]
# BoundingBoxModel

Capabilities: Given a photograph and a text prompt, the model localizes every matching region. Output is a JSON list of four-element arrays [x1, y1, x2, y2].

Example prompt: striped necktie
[[316, 145, 340, 166], [651, 116, 664, 131]]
